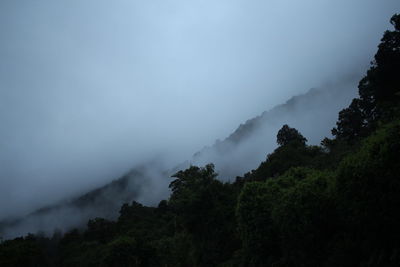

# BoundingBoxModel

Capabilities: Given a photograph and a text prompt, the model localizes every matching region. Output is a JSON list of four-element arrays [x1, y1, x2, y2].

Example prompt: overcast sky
[[0, 0, 399, 220]]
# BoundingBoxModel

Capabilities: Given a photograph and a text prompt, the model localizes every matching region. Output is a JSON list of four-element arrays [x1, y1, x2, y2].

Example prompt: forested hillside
[[0, 60, 357, 240], [190, 79, 357, 180], [0, 14, 399, 267]]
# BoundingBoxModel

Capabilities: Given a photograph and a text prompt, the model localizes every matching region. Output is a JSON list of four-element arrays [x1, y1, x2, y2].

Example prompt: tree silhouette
[[276, 124, 307, 146]]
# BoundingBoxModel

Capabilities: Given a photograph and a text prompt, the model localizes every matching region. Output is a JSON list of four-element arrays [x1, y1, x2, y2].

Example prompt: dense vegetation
[[1, 14, 399, 267]]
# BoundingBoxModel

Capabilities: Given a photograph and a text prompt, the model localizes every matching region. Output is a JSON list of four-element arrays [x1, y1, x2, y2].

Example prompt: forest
[[0, 14, 399, 267]]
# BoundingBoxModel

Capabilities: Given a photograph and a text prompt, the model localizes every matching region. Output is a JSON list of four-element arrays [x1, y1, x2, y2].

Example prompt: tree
[[335, 120, 400, 265], [273, 169, 336, 266], [333, 14, 400, 142], [101, 236, 139, 267], [168, 164, 240, 266], [236, 180, 283, 266], [332, 98, 365, 140], [276, 125, 307, 146], [0, 236, 48, 267], [85, 218, 115, 243], [372, 14, 400, 105], [237, 167, 335, 266]]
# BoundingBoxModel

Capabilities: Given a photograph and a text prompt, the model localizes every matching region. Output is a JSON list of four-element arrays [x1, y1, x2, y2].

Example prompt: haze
[[0, 0, 399, 221]]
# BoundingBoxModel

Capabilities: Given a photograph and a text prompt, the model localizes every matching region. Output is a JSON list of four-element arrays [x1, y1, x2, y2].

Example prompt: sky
[[0, 0, 399, 221]]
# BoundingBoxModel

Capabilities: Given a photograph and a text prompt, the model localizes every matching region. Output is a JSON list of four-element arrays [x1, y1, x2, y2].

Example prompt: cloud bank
[[0, 0, 398, 222]]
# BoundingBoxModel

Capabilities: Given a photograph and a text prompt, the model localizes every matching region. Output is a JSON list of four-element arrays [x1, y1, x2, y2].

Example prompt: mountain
[[0, 77, 357, 239], [2, 14, 399, 266], [0, 164, 170, 239], [190, 76, 358, 179]]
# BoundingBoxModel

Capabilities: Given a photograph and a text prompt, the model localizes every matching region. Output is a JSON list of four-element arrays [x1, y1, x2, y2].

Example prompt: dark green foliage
[[0, 235, 48, 267], [236, 180, 283, 266], [239, 126, 326, 182], [333, 14, 400, 141], [237, 168, 336, 266], [237, 119, 400, 266], [372, 14, 400, 106], [274, 170, 336, 266], [331, 98, 366, 140], [152, 232, 194, 267], [85, 218, 116, 243], [1, 13, 400, 267], [244, 141, 323, 181], [101, 236, 140, 267], [276, 124, 307, 146], [169, 164, 240, 266], [334, 120, 400, 266]]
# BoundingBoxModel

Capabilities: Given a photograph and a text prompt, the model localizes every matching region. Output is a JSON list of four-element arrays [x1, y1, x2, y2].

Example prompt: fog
[[0, 161, 172, 239], [191, 75, 359, 180], [0, 78, 358, 239], [0, 0, 399, 227]]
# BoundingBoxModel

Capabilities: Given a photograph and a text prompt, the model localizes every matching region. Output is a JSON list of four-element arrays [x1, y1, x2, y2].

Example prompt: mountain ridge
[[0, 78, 357, 239]]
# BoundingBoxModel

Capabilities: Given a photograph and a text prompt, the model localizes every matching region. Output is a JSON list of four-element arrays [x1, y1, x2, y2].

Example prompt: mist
[[0, 78, 358, 239], [190, 75, 359, 180], [0, 0, 399, 228]]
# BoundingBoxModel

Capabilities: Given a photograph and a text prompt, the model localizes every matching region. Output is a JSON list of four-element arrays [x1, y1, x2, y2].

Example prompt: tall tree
[[333, 14, 400, 141], [276, 124, 307, 146]]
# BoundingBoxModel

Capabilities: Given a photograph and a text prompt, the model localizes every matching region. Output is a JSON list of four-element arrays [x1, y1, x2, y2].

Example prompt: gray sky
[[0, 0, 399, 220]]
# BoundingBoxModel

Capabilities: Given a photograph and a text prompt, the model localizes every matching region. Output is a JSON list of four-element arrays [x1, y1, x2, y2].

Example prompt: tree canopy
[[276, 124, 307, 146], [2, 13, 400, 267]]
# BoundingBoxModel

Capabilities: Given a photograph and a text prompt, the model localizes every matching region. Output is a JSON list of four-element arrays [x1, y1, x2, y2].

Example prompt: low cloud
[[0, 0, 398, 236]]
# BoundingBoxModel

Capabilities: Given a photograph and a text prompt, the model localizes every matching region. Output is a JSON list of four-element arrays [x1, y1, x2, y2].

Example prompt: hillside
[[0, 13, 399, 267], [0, 78, 356, 239], [191, 77, 357, 179]]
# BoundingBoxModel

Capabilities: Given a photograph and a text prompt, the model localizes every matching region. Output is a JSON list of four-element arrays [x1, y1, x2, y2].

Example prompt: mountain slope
[[191, 76, 358, 179], [0, 77, 357, 239]]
